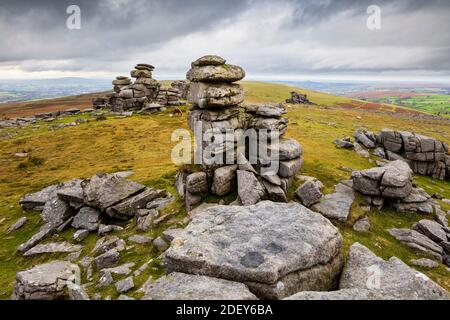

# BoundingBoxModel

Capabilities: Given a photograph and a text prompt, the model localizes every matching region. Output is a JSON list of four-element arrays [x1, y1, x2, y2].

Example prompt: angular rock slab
[[311, 183, 355, 221], [12, 261, 80, 300], [82, 173, 146, 211], [164, 201, 343, 299], [142, 272, 258, 300], [340, 243, 449, 300], [24, 242, 82, 257]]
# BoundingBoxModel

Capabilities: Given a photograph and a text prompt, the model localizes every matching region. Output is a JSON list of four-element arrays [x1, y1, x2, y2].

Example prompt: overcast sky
[[1, 0, 450, 81]]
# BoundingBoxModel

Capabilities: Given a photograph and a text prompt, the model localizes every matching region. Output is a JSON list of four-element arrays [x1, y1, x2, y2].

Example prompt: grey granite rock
[[115, 276, 134, 293], [164, 201, 343, 299], [72, 207, 101, 231], [128, 235, 153, 244], [413, 219, 447, 243], [92, 236, 125, 255], [187, 64, 245, 83], [211, 165, 238, 196], [237, 170, 265, 206], [41, 197, 73, 227], [106, 187, 167, 219], [68, 284, 90, 300], [340, 243, 449, 300], [19, 184, 60, 211], [82, 173, 146, 211], [94, 249, 120, 270], [410, 258, 439, 269], [295, 179, 323, 207], [7, 217, 27, 233], [24, 242, 82, 257], [12, 261, 80, 300], [142, 272, 258, 300], [311, 183, 355, 221], [153, 236, 169, 252], [278, 157, 303, 178], [17, 223, 55, 253], [353, 217, 371, 232], [389, 228, 443, 261]]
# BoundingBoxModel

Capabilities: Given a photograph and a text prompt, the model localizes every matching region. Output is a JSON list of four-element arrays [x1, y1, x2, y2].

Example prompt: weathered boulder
[[211, 165, 238, 196], [94, 249, 120, 270], [188, 82, 244, 108], [278, 157, 303, 178], [164, 201, 343, 299], [340, 243, 449, 299], [12, 261, 80, 300], [142, 272, 258, 300], [191, 55, 226, 67], [354, 129, 375, 149], [352, 160, 413, 199], [389, 228, 443, 261], [72, 207, 101, 231], [41, 197, 73, 227], [56, 179, 84, 203], [311, 182, 355, 221], [353, 217, 371, 232], [7, 217, 27, 233], [106, 187, 167, 219], [262, 180, 287, 202], [17, 223, 55, 253], [244, 104, 286, 118], [273, 138, 302, 161], [410, 258, 439, 269], [334, 137, 354, 149], [82, 173, 146, 211], [19, 184, 60, 211], [187, 64, 245, 83], [115, 276, 134, 293], [412, 219, 447, 243], [186, 172, 208, 194], [295, 179, 323, 207], [23, 242, 82, 257], [237, 170, 265, 206]]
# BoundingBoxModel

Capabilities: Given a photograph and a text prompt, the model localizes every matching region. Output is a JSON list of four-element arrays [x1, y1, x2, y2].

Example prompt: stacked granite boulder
[[178, 55, 303, 210], [171, 80, 190, 100], [351, 160, 443, 215], [105, 64, 161, 112], [355, 128, 450, 180], [156, 87, 182, 107]]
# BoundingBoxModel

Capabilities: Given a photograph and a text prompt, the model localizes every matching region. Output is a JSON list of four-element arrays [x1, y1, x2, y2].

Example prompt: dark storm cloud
[[0, 0, 449, 79]]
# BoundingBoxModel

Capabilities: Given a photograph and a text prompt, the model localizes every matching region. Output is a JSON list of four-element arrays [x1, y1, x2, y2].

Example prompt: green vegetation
[[367, 94, 450, 116], [0, 81, 449, 299]]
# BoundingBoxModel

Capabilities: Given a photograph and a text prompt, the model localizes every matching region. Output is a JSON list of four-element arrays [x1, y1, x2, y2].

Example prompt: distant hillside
[[0, 81, 425, 118], [0, 78, 111, 104]]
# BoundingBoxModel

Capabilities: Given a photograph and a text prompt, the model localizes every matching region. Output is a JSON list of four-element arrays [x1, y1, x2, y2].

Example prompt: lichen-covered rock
[[82, 173, 146, 211], [352, 160, 413, 199], [23, 242, 82, 257], [12, 261, 80, 300], [340, 243, 449, 300], [211, 165, 238, 196], [106, 187, 167, 219], [353, 217, 371, 232], [72, 207, 101, 231], [164, 201, 343, 299], [237, 170, 265, 206], [412, 219, 447, 243], [389, 228, 443, 261], [311, 182, 354, 221], [142, 272, 258, 300], [244, 104, 286, 118], [295, 179, 323, 207], [187, 64, 245, 83], [41, 197, 73, 227], [188, 82, 244, 108]]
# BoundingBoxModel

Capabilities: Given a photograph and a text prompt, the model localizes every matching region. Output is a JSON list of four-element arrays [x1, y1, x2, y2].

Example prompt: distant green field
[[369, 94, 450, 116]]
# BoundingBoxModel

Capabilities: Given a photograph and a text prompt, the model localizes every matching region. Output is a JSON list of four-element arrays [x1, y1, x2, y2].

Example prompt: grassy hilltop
[[0, 81, 449, 299]]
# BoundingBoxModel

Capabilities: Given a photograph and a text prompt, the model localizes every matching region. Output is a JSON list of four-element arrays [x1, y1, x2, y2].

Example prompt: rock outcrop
[[367, 129, 450, 180], [177, 55, 303, 209], [141, 272, 258, 300], [286, 243, 449, 300], [12, 261, 80, 300], [164, 201, 344, 299], [285, 92, 314, 105]]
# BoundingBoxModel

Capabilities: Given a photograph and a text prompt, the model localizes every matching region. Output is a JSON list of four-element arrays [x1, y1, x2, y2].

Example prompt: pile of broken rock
[[16, 172, 172, 255], [177, 55, 303, 210]]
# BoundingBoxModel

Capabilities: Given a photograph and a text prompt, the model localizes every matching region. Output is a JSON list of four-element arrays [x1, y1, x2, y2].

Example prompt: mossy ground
[[0, 81, 449, 299]]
